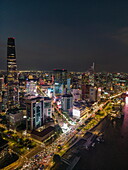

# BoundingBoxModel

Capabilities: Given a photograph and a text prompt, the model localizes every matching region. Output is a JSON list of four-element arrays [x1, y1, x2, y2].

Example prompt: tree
[[53, 154, 61, 163]]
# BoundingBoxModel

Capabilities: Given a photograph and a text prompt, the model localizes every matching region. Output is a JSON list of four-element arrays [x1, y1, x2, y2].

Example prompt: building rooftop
[[7, 108, 21, 114], [62, 94, 73, 97], [44, 97, 51, 100], [25, 96, 43, 101], [53, 69, 67, 72], [0, 135, 8, 151], [31, 126, 55, 137]]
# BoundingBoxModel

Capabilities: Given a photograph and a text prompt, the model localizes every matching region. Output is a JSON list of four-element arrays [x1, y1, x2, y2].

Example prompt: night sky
[[0, 0, 128, 72]]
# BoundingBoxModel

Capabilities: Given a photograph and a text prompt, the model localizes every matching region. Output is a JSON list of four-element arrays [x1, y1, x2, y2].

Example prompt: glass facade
[[7, 38, 19, 109], [44, 102, 51, 108], [26, 99, 44, 130], [67, 98, 70, 109]]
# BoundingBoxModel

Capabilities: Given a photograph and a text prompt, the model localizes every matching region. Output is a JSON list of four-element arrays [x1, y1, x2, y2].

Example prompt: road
[[1, 91, 125, 170], [74, 105, 127, 170]]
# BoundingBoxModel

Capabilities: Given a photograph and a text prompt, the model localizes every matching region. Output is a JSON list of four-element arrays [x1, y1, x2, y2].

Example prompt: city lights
[[0, 37, 127, 170]]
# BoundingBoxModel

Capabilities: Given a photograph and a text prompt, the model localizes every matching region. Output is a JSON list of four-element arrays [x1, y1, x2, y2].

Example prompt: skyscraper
[[53, 69, 67, 96], [7, 37, 19, 109], [25, 96, 44, 131], [0, 77, 4, 112], [53, 69, 67, 85], [88, 62, 95, 86], [61, 94, 73, 115]]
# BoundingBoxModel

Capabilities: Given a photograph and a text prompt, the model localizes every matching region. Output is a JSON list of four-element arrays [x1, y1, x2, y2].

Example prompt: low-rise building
[[7, 108, 23, 129], [31, 126, 55, 141]]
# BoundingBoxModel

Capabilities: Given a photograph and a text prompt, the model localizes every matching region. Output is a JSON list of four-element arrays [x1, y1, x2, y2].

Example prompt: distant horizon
[[1, 1, 128, 73], [0, 69, 127, 74]]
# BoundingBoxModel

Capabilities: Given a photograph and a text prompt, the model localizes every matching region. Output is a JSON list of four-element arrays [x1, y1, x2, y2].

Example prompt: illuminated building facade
[[26, 80, 37, 96], [71, 89, 82, 101], [88, 62, 95, 86], [81, 85, 90, 100], [43, 97, 52, 119], [53, 69, 67, 96], [61, 94, 73, 115], [7, 38, 19, 109], [89, 86, 97, 102], [25, 97, 44, 131], [53, 69, 67, 85], [0, 77, 4, 112], [7, 108, 23, 129], [97, 87, 102, 101], [53, 83, 63, 96]]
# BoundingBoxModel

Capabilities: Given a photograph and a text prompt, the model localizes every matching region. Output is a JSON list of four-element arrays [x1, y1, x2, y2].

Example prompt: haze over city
[[1, 0, 128, 72]]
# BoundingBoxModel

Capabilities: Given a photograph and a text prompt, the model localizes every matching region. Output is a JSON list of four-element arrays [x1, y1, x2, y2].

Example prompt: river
[[74, 103, 128, 170]]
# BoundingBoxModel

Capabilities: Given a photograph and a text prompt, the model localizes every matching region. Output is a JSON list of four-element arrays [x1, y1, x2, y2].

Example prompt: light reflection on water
[[121, 103, 128, 138], [74, 101, 128, 170]]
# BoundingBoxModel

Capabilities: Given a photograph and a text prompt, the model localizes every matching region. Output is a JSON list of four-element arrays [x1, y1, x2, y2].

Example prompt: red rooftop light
[[8, 37, 15, 39]]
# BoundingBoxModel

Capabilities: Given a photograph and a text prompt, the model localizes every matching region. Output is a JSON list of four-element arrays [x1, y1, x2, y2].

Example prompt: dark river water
[[74, 103, 128, 170]]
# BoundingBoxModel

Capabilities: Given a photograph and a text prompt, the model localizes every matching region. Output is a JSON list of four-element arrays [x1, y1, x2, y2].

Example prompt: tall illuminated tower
[[89, 62, 95, 86], [7, 37, 19, 109]]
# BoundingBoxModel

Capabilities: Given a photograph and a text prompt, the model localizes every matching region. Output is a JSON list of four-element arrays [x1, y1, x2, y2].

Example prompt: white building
[[72, 108, 81, 119], [72, 105, 88, 119]]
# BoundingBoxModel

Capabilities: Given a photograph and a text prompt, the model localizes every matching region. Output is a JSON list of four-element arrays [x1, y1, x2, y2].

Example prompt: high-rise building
[[25, 96, 53, 131], [43, 97, 52, 120], [53, 69, 67, 96], [25, 97, 44, 131], [89, 86, 97, 102], [81, 84, 90, 100], [71, 89, 82, 101], [61, 94, 73, 115], [88, 62, 95, 86], [7, 37, 19, 109], [53, 69, 67, 85], [0, 77, 4, 112], [26, 80, 37, 96]]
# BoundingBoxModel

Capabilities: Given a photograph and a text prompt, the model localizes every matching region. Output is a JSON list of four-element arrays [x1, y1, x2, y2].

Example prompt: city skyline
[[0, 33, 128, 169], [1, 0, 128, 72]]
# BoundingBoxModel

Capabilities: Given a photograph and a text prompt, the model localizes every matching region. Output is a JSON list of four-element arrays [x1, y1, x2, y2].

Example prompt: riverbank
[[74, 111, 127, 170]]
